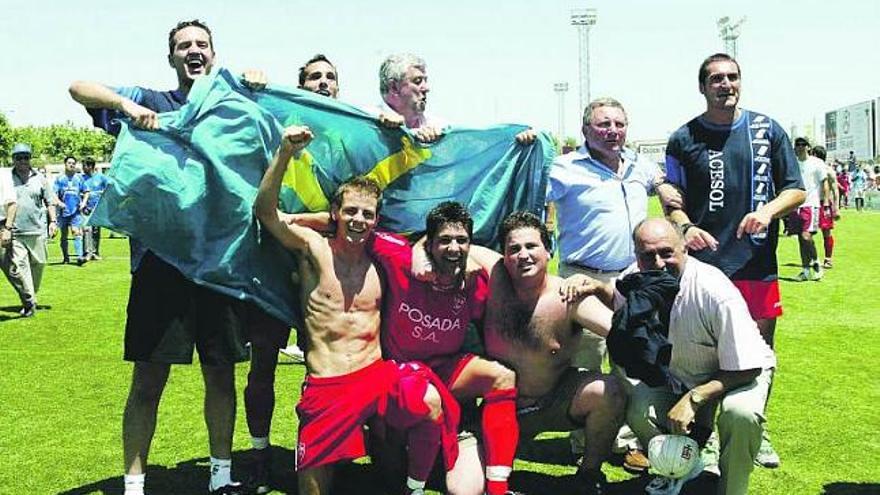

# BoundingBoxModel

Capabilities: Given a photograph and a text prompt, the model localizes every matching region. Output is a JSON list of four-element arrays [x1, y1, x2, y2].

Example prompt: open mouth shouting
[[185, 53, 208, 77]]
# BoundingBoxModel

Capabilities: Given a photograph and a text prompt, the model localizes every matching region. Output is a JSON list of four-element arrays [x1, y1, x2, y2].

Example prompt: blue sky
[[1, 0, 878, 141]]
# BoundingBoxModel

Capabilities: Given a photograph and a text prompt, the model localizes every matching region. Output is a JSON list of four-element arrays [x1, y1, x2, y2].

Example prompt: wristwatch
[[689, 389, 707, 407], [681, 222, 696, 235]]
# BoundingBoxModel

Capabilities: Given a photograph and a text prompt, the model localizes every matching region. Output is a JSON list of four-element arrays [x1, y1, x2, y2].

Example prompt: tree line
[[0, 112, 115, 166]]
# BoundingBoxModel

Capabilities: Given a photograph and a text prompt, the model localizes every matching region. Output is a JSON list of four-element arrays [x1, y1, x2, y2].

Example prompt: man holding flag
[[69, 19, 267, 495]]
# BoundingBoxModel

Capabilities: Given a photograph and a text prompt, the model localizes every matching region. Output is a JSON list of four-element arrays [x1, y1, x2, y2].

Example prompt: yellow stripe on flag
[[280, 150, 329, 212], [365, 136, 432, 189]]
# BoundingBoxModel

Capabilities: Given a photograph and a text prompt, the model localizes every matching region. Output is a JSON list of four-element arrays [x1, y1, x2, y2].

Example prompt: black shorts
[[124, 251, 250, 365], [516, 367, 599, 439], [247, 302, 292, 351]]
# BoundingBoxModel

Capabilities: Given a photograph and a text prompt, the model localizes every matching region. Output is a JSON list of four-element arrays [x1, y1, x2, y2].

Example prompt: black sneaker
[[577, 468, 607, 495], [208, 482, 246, 495], [250, 449, 271, 494], [76, 257, 88, 266]]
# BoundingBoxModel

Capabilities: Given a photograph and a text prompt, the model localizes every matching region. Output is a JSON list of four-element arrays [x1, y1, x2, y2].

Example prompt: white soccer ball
[[647, 434, 700, 479]]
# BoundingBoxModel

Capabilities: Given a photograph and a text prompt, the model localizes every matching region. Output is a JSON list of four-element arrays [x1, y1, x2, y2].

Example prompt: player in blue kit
[[662, 53, 805, 469], [81, 157, 109, 260], [54, 156, 89, 265]]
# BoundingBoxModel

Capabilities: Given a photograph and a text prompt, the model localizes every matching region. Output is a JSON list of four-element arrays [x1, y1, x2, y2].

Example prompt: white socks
[[407, 476, 426, 493], [209, 457, 233, 490], [123, 473, 145, 495], [251, 436, 270, 450], [126, 458, 236, 493]]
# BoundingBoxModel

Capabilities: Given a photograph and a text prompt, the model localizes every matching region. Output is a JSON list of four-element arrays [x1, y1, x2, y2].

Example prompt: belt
[[563, 261, 626, 274]]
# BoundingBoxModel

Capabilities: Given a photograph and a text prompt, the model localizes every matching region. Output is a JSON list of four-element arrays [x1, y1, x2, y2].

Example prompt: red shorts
[[818, 205, 835, 230], [295, 359, 434, 471], [732, 280, 783, 320], [797, 206, 819, 234]]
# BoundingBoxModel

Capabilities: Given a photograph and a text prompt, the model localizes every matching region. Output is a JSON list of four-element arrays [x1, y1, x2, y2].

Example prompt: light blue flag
[[91, 68, 555, 324]]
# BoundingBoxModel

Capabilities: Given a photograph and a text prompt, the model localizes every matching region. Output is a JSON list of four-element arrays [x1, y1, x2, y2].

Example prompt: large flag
[[91, 68, 555, 324]]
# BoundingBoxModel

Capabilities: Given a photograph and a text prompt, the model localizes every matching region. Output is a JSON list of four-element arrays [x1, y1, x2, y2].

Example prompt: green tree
[[0, 112, 11, 165]]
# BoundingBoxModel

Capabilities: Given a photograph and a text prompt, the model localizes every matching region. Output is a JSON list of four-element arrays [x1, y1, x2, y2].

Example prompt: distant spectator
[[851, 166, 868, 211], [810, 146, 839, 269], [1, 143, 58, 317], [847, 151, 858, 172], [54, 155, 88, 264], [81, 157, 109, 260], [837, 166, 850, 209], [792, 138, 827, 282]]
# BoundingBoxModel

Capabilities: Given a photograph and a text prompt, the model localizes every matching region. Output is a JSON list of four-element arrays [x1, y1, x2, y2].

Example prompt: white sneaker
[[811, 268, 824, 281], [279, 345, 305, 364], [796, 270, 810, 282]]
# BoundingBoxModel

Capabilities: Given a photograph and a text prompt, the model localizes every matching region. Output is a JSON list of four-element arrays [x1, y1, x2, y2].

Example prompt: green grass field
[[1, 208, 878, 494]]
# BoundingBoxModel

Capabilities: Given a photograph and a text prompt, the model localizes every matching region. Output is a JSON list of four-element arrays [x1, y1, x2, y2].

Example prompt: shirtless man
[[468, 211, 625, 495], [255, 126, 452, 495]]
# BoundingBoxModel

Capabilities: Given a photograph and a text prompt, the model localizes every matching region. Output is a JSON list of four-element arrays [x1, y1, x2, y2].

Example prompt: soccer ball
[[647, 434, 700, 479]]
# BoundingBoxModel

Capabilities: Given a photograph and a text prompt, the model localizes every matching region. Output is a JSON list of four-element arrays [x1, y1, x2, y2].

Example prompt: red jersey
[[368, 231, 489, 368]]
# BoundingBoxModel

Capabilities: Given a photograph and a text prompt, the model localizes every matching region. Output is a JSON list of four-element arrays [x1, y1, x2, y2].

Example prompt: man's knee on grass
[[570, 373, 626, 421]]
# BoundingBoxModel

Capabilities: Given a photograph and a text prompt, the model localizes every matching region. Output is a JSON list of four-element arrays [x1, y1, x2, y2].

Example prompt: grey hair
[[582, 97, 628, 125], [379, 53, 426, 95]]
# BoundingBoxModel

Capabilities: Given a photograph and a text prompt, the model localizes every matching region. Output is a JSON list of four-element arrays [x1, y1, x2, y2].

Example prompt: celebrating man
[[663, 53, 804, 468], [574, 218, 775, 495], [463, 211, 624, 495], [69, 20, 261, 494], [256, 126, 453, 495]]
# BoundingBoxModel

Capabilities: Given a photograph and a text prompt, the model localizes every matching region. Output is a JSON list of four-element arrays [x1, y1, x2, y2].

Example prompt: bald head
[[633, 218, 687, 276]]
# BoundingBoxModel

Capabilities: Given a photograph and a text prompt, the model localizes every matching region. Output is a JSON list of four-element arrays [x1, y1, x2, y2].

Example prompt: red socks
[[824, 234, 834, 259], [482, 388, 518, 495], [406, 414, 442, 484]]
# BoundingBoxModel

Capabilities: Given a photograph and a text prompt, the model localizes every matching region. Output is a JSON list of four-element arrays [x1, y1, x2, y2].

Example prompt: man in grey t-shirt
[[1, 143, 57, 316]]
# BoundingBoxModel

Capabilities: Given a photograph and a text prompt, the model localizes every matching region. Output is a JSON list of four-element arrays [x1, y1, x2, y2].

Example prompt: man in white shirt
[[574, 218, 775, 495], [793, 138, 829, 281], [0, 161, 20, 305]]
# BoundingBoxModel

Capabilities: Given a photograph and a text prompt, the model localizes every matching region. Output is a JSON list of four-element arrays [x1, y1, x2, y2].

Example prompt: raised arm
[[69, 81, 160, 130], [255, 126, 323, 253]]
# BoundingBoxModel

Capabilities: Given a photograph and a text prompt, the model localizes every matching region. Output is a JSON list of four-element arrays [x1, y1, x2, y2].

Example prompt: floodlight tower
[[553, 82, 569, 140], [571, 8, 598, 112], [717, 16, 746, 58]]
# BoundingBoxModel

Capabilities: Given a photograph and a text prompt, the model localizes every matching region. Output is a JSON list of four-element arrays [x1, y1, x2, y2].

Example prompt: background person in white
[[0, 164, 20, 306], [793, 137, 829, 282], [2, 144, 58, 317], [576, 218, 775, 495]]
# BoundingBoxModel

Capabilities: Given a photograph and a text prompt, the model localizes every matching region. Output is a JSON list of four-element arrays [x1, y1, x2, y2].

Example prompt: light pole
[[717, 16, 746, 58], [571, 8, 598, 112], [553, 82, 569, 140]]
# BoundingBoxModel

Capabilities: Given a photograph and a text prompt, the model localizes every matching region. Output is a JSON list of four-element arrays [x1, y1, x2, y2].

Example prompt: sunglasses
[[13, 154, 31, 160]]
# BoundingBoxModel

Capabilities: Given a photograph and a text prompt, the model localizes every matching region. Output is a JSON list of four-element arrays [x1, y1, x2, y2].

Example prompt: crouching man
[[466, 212, 626, 495], [575, 218, 775, 495]]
